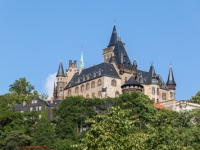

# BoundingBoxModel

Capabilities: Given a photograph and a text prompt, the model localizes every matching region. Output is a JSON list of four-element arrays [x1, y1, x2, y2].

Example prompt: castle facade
[[53, 24, 177, 110]]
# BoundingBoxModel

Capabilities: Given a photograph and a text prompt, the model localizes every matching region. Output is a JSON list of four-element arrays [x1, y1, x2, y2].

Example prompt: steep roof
[[166, 66, 176, 86], [10, 104, 23, 111], [56, 62, 65, 77], [108, 25, 117, 47], [64, 62, 121, 90], [137, 66, 169, 90], [121, 76, 142, 88], [46, 100, 61, 107], [113, 40, 132, 69]]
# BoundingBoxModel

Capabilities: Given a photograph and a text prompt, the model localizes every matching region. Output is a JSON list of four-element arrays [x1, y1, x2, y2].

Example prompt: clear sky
[[0, 1, 200, 100]]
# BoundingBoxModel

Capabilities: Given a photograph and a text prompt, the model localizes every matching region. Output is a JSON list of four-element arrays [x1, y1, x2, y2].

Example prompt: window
[[157, 88, 159, 95], [111, 79, 117, 86], [39, 115, 41, 119], [30, 107, 33, 111], [91, 81, 95, 88], [170, 92, 172, 98], [99, 70, 101, 76], [32, 100, 34, 104], [39, 106, 42, 110], [60, 87, 63, 96], [81, 85, 84, 92], [75, 87, 79, 94], [35, 100, 37, 103], [87, 75, 89, 80], [93, 72, 96, 78], [83, 76, 85, 81], [152, 87, 155, 95], [92, 93, 95, 98], [36, 106, 39, 111], [97, 79, 101, 86], [86, 94, 89, 98], [68, 89, 71, 96], [162, 93, 166, 100], [98, 91, 101, 98], [115, 91, 119, 97], [86, 83, 90, 91]]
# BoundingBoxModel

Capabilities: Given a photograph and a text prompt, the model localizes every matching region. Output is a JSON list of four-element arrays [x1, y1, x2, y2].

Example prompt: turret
[[56, 59, 65, 100], [108, 23, 117, 47], [132, 58, 137, 79], [166, 64, 176, 90], [166, 63, 176, 100]]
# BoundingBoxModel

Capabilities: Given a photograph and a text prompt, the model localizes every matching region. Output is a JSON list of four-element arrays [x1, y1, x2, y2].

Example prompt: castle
[[53, 24, 177, 110]]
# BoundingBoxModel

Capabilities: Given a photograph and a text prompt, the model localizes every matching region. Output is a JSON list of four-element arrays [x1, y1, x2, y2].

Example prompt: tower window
[[170, 92, 172, 98], [60, 87, 63, 96], [162, 93, 166, 100], [157, 88, 159, 95], [152, 87, 155, 95]]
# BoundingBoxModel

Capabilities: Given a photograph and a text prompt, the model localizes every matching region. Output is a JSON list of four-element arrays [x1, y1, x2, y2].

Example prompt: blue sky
[[0, 1, 200, 100]]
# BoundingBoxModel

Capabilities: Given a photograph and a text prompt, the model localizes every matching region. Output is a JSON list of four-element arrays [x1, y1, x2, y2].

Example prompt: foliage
[[189, 91, 200, 104], [39, 93, 48, 100]]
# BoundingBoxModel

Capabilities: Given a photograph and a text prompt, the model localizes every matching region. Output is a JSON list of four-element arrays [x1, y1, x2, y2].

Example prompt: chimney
[[94, 64, 96, 66], [23, 101, 26, 106], [50, 97, 54, 104]]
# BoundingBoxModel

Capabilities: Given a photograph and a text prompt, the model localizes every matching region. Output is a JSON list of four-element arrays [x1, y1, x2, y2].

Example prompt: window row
[[30, 106, 42, 111]]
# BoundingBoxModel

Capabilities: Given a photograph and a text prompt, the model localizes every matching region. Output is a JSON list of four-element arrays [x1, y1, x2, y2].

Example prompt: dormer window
[[83, 76, 85, 81], [87, 75, 89, 80], [99, 70, 101, 76], [93, 72, 96, 78]]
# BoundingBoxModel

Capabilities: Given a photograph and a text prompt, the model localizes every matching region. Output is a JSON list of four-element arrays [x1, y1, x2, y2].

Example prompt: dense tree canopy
[[189, 91, 200, 104]]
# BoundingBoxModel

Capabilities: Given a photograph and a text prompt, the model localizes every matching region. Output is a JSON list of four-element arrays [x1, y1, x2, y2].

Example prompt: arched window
[[111, 79, 117, 87], [170, 92, 173, 98], [86, 83, 90, 91], [97, 79, 101, 86], [98, 91, 101, 98], [91, 81, 95, 88], [152, 87, 155, 95], [157, 88, 159, 95], [86, 94, 89, 98], [115, 91, 119, 97], [81, 85, 84, 92], [75, 87, 79, 94], [59, 87, 63, 96], [68, 89, 71, 96], [92, 93, 95, 98]]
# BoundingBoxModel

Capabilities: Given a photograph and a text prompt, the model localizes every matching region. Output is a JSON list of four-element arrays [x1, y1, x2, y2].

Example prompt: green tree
[[189, 91, 200, 104], [31, 118, 55, 147]]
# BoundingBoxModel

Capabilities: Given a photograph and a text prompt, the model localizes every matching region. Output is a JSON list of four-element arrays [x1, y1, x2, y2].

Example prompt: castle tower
[[121, 76, 143, 93], [56, 60, 65, 99], [166, 63, 176, 100], [103, 23, 117, 62], [132, 58, 137, 79], [79, 48, 84, 74]]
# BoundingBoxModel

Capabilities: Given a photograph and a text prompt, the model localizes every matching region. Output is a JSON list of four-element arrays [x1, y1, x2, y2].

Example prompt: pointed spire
[[133, 57, 137, 67], [149, 63, 155, 77], [56, 59, 65, 77], [80, 47, 84, 69], [166, 63, 176, 86], [108, 23, 117, 47]]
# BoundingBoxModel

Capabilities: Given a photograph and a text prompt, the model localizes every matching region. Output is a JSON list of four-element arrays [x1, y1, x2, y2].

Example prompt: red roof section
[[154, 103, 164, 109]]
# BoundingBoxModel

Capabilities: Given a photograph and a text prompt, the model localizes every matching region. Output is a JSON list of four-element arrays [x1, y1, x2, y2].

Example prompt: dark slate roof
[[108, 25, 117, 47], [10, 104, 23, 111], [113, 40, 132, 69], [121, 76, 143, 88], [64, 62, 121, 90], [166, 67, 176, 86], [46, 100, 61, 107], [137, 66, 169, 90], [56, 62, 65, 77]]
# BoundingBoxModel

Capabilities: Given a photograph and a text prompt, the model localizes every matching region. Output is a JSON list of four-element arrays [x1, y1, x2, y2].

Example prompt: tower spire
[[80, 47, 84, 69], [166, 63, 176, 86], [108, 22, 117, 47], [56, 59, 65, 77]]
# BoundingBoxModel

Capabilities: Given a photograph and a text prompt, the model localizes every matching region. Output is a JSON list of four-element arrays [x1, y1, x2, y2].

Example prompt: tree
[[39, 93, 48, 101], [189, 91, 200, 104], [9, 78, 35, 96], [31, 118, 55, 146]]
